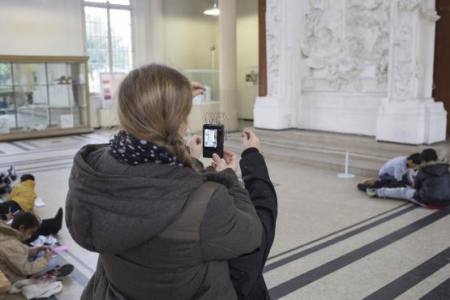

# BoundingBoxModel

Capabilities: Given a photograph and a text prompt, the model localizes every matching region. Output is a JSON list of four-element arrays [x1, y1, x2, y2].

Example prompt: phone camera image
[[204, 129, 218, 148], [203, 124, 224, 158]]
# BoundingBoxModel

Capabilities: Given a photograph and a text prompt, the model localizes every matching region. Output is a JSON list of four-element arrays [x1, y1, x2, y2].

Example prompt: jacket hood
[[66, 144, 204, 254], [421, 162, 450, 177], [0, 222, 20, 243]]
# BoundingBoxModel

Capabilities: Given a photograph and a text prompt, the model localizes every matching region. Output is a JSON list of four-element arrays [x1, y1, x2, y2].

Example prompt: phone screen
[[204, 128, 218, 148]]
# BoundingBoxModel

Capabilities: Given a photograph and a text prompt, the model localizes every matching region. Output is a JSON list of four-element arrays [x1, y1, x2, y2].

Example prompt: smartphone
[[203, 124, 224, 158]]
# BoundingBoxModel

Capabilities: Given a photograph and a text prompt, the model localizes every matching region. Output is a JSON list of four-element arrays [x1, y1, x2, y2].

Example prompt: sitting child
[[0, 212, 73, 285], [367, 149, 450, 208], [358, 153, 421, 191], [8, 174, 37, 212]]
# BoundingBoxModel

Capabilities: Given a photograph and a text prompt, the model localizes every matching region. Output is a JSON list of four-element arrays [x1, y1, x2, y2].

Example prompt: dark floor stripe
[[364, 247, 450, 300], [420, 278, 450, 300], [267, 203, 409, 261], [264, 205, 416, 273], [71, 135, 92, 142], [269, 208, 450, 299], [20, 163, 73, 174], [9, 141, 32, 151], [20, 140, 38, 149], [0, 155, 74, 169], [0, 145, 77, 158]]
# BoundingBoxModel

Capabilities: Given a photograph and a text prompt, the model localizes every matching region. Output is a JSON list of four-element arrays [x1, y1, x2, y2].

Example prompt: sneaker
[[55, 264, 74, 278], [357, 183, 368, 192], [366, 188, 377, 198]]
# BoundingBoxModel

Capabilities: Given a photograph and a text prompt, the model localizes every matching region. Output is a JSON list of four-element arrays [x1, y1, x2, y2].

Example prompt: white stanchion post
[[337, 151, 355, 179]]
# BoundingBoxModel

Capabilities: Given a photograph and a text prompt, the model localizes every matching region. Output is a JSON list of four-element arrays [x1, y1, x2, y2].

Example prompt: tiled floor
[[1, 130, 449, 300]]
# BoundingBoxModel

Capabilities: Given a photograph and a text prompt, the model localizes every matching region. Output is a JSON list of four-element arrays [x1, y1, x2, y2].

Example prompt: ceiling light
[[204, 1, 219, 16]]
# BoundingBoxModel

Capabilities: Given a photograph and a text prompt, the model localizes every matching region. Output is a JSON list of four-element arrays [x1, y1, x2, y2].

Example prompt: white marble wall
[[254, 0, 447, 144]]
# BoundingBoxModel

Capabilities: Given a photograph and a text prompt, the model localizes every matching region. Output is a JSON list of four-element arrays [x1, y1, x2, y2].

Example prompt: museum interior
[[0, 0, 449, 299]]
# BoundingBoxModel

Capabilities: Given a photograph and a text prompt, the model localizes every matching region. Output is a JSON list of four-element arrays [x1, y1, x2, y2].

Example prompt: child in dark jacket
[[368, 149, 450, 208]]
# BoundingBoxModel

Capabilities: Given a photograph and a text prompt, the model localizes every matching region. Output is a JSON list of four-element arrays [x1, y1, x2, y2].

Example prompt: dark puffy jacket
[[65, 144, 262, 300], [414, 162, 450, 206], [229, 148, 278, 300]]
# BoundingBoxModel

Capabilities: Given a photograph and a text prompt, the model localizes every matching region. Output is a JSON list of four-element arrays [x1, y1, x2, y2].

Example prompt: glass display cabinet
[[0, 56, 92, 141]]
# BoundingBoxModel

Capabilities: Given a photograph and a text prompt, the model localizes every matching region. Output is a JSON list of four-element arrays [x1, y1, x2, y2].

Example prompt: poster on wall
[[99, 72, 126, 109]]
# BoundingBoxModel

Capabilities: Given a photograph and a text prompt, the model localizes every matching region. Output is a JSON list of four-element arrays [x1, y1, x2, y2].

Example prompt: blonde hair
[[118, 64, 194, 168]]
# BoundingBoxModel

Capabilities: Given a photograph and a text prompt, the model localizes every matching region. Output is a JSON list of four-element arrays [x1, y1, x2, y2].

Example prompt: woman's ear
[[18, 225, 25, 232]]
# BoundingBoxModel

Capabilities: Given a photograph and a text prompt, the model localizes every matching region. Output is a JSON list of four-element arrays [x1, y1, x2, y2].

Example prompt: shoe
[[55, 264, 74, 278], [357, 183, 368, 192], [366, 188, 377, 198], [53, 208, 63, 235]]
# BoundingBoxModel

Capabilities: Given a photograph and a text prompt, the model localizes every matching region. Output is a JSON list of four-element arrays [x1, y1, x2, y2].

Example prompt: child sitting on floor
[[0, 212, 73, 285], [367, 149, 450, 209], [358, 153, 422, 191], [8, 174, 37, 212]]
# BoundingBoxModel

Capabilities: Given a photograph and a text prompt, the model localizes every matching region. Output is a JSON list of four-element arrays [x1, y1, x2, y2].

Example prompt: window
[[84, 0, 133, 93]]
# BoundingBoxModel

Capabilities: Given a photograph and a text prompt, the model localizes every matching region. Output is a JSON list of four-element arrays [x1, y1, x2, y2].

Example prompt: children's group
[[0, 168, 73, 300], [358, 148, 450, 209]]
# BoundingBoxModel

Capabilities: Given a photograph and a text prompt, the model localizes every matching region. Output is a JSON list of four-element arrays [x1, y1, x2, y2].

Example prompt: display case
[[0, 55, 92, 141]]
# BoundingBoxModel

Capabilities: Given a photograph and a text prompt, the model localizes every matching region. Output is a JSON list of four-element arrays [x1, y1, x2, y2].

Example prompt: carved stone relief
[[266, 0, 282, 96], [301, 0, 390, 93], [391, 0, 439, 100]]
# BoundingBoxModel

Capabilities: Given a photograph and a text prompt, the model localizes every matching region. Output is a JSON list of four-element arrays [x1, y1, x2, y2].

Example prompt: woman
[[65, 64, 262, 300]]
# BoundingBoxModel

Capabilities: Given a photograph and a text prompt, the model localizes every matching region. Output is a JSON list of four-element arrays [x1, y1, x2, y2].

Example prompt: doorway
[[433, 0, 450, 138]]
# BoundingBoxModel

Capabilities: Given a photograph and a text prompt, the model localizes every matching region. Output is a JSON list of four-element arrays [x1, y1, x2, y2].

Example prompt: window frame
[[82, 0, 135, 93]]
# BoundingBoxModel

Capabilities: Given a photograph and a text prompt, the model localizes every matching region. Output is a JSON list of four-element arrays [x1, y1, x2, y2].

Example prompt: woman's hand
[[241, 128, 261, 151], [188, 134, 203, 160], [191, 82, 205, 97], [211, 150, 238, 173]]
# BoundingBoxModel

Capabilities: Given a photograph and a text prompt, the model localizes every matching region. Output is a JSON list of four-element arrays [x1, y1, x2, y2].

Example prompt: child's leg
[[26, 208, 63, 243], [375, 187, 422, 205]]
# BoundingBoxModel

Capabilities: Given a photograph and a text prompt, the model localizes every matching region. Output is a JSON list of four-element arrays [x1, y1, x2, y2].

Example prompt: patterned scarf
[[109, 130, 184, 167]]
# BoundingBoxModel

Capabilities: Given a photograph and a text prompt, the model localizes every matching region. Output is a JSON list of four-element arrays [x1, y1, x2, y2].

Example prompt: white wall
[[0, 0, 84, 56], [162, 0, 218, 70]]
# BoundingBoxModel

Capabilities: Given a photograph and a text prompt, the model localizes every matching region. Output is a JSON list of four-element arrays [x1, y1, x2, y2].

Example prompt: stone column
[[253, 0, 302, 130], [219, 0, 239, 131], [149, 0, 164, 63], [376, 0, 447, 144]]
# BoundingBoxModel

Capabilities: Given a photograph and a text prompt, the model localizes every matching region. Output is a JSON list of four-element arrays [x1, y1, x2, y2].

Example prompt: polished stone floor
[[1, 130, 449, 300]]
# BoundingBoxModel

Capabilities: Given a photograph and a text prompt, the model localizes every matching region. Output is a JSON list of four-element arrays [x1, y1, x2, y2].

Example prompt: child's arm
[[28, 246, 50, 258], [1, 242, 49, 276]]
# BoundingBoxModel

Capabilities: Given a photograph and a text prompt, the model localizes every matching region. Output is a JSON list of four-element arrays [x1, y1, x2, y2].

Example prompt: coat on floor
[[414, 162, 450, 206], [65, 144, 262, 300]]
